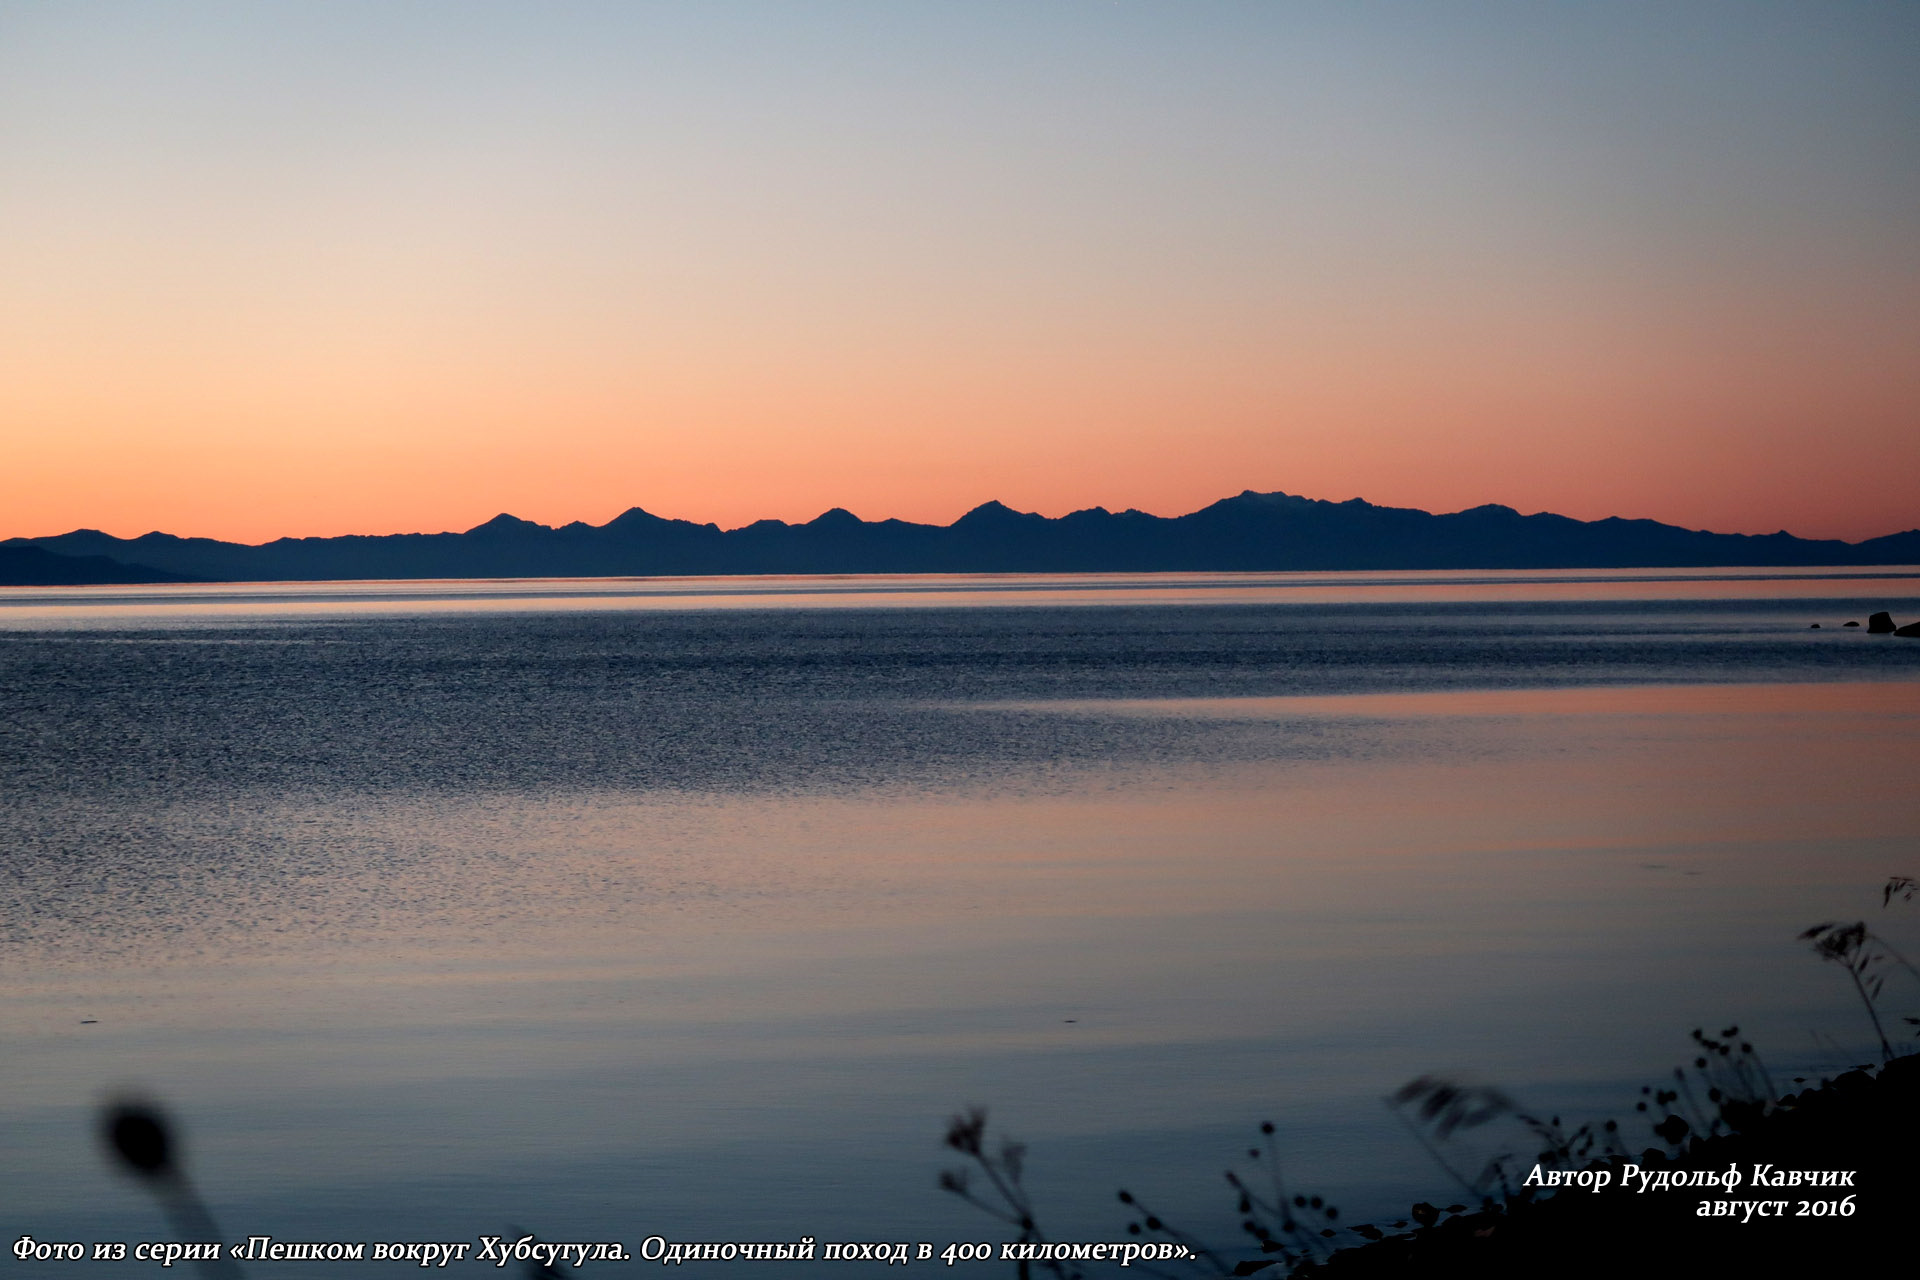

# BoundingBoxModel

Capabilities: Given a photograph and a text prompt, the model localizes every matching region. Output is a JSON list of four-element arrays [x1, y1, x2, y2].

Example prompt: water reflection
[[1, 582, 1918, 1273], [3, 565, 1918, 628]]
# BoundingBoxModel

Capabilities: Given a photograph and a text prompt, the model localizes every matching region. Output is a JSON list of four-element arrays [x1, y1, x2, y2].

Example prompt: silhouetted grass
[[944, 878, 1920, 1275], [100, 1099, 244, 1280]]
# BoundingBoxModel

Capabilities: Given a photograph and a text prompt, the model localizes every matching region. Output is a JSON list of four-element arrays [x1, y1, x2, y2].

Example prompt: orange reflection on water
[[2, 566, 1918, 628], [1016, 678, 1920, 721]]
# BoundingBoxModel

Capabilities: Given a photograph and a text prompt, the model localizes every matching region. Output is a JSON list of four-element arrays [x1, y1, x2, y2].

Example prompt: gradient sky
[[3, 2, 1917, 544]]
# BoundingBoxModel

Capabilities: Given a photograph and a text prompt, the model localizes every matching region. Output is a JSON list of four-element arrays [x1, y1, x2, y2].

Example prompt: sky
[[2, 2, 1917, 544]]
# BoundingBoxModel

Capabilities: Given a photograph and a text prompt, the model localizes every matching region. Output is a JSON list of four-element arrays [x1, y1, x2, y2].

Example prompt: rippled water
[[3, 571, 1918, 1274]]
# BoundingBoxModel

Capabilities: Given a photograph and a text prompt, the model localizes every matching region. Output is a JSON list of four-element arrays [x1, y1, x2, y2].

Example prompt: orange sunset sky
[[3, 3, 1917, 545]]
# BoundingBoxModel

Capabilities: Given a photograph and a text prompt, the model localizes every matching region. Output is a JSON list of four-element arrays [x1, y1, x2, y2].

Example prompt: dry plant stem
[[1115, 1188, 1226, 1275], [940, 1110, 1081, 1280], [1386, 1108, 1481, 1203], [1847, 964, 1897, 1061], [1802, 920, 1902, 1062]]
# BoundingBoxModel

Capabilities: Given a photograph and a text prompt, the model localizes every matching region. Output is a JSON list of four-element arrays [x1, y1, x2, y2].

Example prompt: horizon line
[[14, 488, 1917, 549]]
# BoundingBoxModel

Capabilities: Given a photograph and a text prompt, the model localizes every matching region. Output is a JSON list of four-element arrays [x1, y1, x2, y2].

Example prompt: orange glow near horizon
[[8, 281, 1914, 544], [3, 5, 1916, 546]]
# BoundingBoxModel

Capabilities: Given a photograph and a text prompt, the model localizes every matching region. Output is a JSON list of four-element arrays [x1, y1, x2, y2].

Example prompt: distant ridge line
[[5, 490, 1918, 585]]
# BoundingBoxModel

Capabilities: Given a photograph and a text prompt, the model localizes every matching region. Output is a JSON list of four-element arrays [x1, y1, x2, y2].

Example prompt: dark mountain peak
[[1209, 489, 1334, 514], [1456, 503, 1521, 518], [603, 506, 669, 530], [1855, 528, 1920, 551], [465, 513, 547, 536], [954, 500, 1041, 525], [1194, 490, 1319, 519], [808, 507, 864, 529]]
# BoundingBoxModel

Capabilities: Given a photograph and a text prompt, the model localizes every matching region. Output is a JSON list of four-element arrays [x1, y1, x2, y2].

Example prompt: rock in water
[[1867, 611, 1896, 633], [1895, 622, 1920, 638], [1844, 620, 1861, 627]]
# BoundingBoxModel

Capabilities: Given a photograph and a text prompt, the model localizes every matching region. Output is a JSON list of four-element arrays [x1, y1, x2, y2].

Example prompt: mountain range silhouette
[[5, 491, 1917, 585]]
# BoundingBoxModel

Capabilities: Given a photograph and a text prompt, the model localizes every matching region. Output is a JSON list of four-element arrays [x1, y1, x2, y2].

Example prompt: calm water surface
[[4, 570, 1919, 1274]]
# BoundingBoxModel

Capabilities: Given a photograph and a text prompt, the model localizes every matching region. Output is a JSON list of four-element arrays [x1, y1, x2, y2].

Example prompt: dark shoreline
[[1287, 1055, 1918, 1276]]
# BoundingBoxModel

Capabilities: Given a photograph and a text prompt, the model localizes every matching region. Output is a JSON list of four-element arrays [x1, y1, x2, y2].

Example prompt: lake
[[4, 569, 1919, 1274]]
